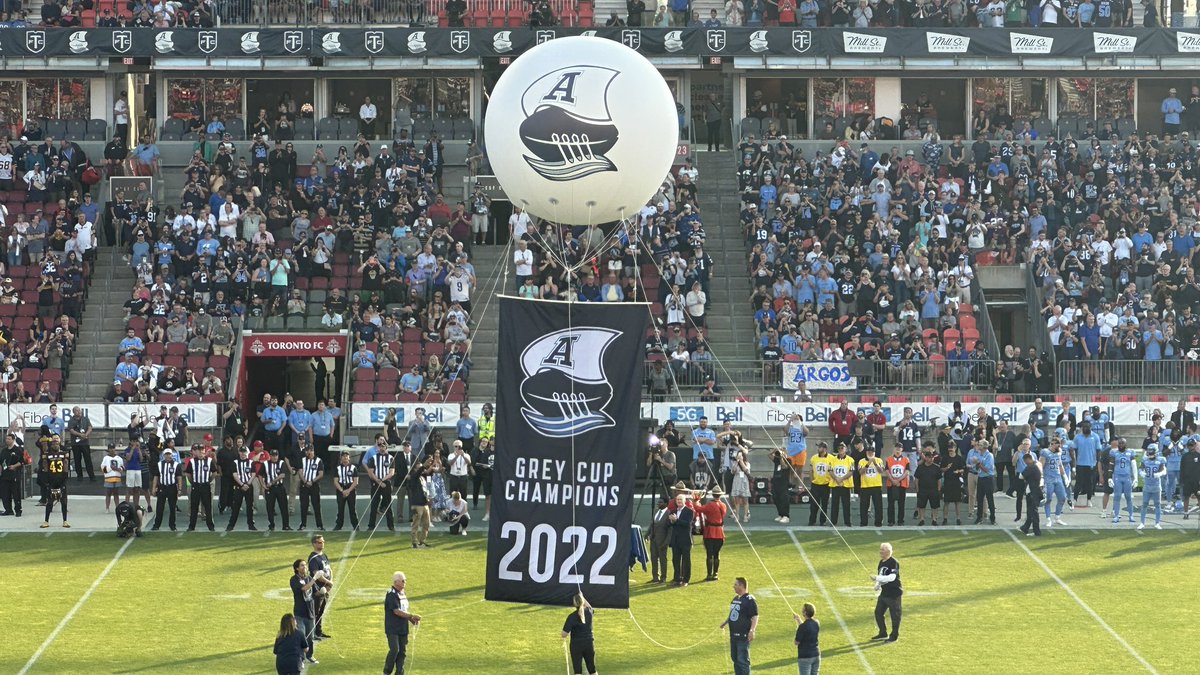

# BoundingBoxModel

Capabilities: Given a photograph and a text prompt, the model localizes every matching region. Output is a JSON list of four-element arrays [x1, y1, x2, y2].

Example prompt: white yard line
[[1004, 530, 1157, 674], [18, 538, 134, 675], [788, 531, 875, 675]]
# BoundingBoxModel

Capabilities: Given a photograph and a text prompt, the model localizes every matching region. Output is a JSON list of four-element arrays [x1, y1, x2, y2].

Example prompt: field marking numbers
[[789, 531, 875, 675], [18, 538, 134, 675], [1005, 530, 1157, 674]]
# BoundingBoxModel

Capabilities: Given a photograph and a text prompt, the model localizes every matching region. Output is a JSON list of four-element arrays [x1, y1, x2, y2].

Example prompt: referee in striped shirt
[[334, 451, 360, 531], [151, 448, 182, 531], [187, 445, 216, 531], [299, 443, 325, 530], [226, 445, 259, 531], [367, 441, 396, 531], [262, 448, 292, 531]]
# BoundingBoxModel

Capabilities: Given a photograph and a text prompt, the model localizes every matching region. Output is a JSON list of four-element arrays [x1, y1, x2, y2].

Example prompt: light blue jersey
[[1111, 449, 1135, 482], [786, 423, 808, 455], [1040, 449, 1066, 484], [1141, 457, 1166, 492]]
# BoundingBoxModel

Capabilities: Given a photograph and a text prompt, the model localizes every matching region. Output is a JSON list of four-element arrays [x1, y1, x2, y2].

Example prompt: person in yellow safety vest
[[807, 441, 832, 526], [477, 403, 495, 443], [857, 447, 884, 527], [827, 443, 855, 527]]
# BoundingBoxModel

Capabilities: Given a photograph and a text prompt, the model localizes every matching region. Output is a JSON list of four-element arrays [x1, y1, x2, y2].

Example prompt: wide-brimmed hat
[[710, 485, 725, 497], [671, 481, 690, 493]]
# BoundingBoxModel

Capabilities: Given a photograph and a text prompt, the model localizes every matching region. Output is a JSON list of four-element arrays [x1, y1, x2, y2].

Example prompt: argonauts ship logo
[[519, 328, 620, 438], [517, 65, 621, 182]]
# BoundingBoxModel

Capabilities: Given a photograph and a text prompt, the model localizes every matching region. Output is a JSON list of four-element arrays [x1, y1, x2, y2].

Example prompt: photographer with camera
[[647, 437, 677, 503], [116, 500, 145, 538], [717, 421, 746, 495]]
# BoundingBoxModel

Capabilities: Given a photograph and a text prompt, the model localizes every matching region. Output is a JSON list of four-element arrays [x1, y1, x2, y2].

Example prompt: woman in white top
[[731, 450, 752, 522], [447, 491, 471, 535], [685, 282, 706, 327]]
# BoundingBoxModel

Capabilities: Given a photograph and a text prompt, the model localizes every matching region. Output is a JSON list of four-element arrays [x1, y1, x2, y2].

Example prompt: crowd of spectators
[[21, 0, 573, 28], [649, 0, 1159, 28], [737, 89, 1200, 397], [0, 133, 96, 402], [108, 120, 480, 404]]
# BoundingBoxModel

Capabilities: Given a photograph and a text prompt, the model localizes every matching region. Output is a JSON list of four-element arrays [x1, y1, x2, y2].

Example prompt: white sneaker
[[773, 516, 782, 522], [779, 517, 790, 524], [1086, 500, 1093, 508], [1154, 523, 1162, 530], [1099, 511, 1107, 519], [1136, 523, 1145, 530], [1045, 519, 1053, 528], [482, 513, 489, 522], [1055, 517, 1066, 526]]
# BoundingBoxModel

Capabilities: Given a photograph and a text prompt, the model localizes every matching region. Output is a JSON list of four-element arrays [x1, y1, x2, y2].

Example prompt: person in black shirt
[[384, 571, 420, 675], [720, 577, 759, 675], [151, 448, 182, 531], [870, 543, 902, 643], [770, 448, 791, 523], [1019, 454, 1043, 537], [913, 450, 942, 526], [290, 559, 318, 665], [308, 535, 333, 640], [939, 444, 966, 525], [561, 593, 597, 675], [793, 602, 820, 675], [273, 613, 309, 675]]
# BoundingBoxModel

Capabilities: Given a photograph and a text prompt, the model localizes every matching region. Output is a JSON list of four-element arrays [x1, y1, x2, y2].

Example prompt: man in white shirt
[[359, 96, 378, 139], [73, 212, 96, 259], [113, 91, 131, 143], [508, 206, 531, 238], [218, 198, 241, 240], [512, 239, 534, 289], [685, 281, 706, 327], [1046, 306, 1068, 348]]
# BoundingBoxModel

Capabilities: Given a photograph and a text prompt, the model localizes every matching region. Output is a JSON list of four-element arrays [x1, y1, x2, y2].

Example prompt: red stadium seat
[[922, 395, 941, 403], [996, 394, 1014, 402], [887, 395, 908, 403]]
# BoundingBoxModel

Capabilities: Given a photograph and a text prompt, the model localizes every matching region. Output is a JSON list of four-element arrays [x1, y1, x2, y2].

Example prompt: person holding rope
[[694, 485, 728, 582], [561, 592, 597, 675], [794, 602, 820, 675], [289, 559, 319, 665], [384, 571, 421, 675], [307, 535, 333, 640], [870, 543, 903, 643], [720, 577, 759, 675]]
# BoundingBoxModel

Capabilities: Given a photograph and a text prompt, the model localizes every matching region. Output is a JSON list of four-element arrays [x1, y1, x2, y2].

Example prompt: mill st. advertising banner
[[485, 297, 648, 609], [0, 27, 1197, 59]]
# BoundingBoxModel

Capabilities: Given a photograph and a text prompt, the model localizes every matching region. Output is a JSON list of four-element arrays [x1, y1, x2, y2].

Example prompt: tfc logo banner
[[486, 298, 648, 609]]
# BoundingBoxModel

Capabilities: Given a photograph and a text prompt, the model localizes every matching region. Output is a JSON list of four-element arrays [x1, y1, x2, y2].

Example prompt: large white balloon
[[484, 36, 679, 226]]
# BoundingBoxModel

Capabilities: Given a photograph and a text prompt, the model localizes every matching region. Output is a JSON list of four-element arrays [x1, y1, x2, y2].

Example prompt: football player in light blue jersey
[[1138, 445, 1167, 530], [1109, 439, 1137, 524], [1039, 437, 1069, 527]]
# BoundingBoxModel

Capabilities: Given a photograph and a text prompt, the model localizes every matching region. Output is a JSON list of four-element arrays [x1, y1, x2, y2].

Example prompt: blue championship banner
[[485, 297, 648, 608]]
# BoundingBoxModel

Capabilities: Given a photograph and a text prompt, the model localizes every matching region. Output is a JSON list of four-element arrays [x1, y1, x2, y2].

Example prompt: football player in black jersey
[[41, 435, 70, 528]]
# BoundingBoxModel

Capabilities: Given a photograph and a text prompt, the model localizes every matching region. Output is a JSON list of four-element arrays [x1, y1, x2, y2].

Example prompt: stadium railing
[[1057, 359, 1200, 394]]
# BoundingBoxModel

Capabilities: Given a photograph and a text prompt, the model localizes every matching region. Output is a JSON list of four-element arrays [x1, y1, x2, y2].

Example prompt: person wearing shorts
[[100, 443, 125, 512], [123, 439, 151, 513], [913, 450, 942, 526]]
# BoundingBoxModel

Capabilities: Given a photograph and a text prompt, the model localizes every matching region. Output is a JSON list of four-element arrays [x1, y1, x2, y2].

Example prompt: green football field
[[4, 527, 1197, 674]]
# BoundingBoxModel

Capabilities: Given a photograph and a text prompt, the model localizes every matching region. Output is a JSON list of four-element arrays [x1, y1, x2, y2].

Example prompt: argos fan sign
[[484, 36, 678, 225], [486, 297, 648, 609]]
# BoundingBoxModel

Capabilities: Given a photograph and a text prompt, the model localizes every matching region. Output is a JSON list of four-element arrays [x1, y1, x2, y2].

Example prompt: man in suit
[[667, 492, 694, 587], [1171, 400, 1196, 436], [647, 498, 672, 583]]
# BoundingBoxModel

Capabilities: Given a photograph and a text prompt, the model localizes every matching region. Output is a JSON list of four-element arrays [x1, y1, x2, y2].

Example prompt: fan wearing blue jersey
[[1108, 440, 1137, 524], [1039, 438, 1069, 527], [1138, 445, 1167, 530]]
